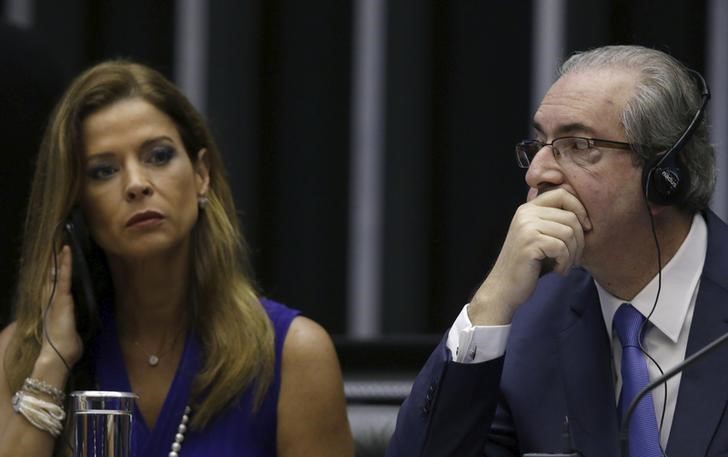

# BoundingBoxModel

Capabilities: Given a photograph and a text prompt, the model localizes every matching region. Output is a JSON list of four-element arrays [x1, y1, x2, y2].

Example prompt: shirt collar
[[598, 213, 707, 343]]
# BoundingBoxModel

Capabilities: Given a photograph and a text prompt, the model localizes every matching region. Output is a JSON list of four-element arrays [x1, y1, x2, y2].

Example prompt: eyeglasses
[[515, 136, 633, 169]]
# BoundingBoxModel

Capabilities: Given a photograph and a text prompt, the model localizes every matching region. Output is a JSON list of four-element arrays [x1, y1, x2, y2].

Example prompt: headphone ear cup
[[638, 69, 708, 207], [643, 162, 686, 206], [653, 167, 681, 198]]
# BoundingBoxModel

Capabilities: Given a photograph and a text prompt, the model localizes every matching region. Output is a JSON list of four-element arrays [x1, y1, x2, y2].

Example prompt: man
[[387, 45, 724, 456]]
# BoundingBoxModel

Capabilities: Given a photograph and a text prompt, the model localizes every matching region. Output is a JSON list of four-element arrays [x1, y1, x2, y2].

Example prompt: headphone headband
[[643, 69, 710, 205], [650, 69, 711, 171]]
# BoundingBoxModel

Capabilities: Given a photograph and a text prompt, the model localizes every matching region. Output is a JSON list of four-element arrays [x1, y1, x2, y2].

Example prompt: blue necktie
[[614, 303, 662, 457]]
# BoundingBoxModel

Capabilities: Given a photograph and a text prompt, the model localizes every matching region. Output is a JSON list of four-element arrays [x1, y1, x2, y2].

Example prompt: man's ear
[[650, 205, 670, 217], [195, 148, 210, 195]]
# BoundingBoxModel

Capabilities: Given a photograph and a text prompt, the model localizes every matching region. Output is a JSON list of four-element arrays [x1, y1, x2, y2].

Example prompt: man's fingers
[[514, 205, 585, 260], [531, 208, 585, 263], [532, 222, 580, 269], [536, 236, 574, 274], [529, 188, 592, 232]]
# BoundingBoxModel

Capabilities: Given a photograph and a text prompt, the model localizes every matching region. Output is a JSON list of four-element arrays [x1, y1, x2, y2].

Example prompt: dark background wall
[[0, 0, 720, 341]]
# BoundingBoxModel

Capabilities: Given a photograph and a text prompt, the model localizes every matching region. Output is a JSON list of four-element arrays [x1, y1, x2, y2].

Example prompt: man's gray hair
[[560, 45, 715, 212]]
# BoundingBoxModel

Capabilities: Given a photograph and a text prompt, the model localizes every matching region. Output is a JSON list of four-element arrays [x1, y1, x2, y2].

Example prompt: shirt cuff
[[446, 303, 511, 363]]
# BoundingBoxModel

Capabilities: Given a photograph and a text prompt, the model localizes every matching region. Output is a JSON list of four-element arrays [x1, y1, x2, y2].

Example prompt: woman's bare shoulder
[[277, 316, 354, 456], [283, 316, 331, 354]]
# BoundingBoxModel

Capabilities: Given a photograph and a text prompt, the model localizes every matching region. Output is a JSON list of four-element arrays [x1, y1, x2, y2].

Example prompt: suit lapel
[[666, 211, 728, 456], [558, 273, 619, 457]]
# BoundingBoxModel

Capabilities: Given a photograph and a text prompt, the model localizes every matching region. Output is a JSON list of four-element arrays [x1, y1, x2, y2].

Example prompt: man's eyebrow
[[531, 121, 596, 137], [556, 122, 596, 136]]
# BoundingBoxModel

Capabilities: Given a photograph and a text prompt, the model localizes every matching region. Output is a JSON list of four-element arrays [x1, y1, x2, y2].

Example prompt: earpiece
[[642, 69, 710, 206]]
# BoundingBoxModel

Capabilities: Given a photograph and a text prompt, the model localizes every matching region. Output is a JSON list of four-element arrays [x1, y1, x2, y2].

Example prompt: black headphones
[[642, 69, 711, 206]]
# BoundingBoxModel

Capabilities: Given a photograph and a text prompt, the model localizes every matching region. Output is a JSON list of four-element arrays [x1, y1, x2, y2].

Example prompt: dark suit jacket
[[387, 211, 728, 457]]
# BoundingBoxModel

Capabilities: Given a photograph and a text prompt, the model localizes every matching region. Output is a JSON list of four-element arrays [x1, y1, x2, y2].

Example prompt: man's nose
[[524, 144, 564, 189]]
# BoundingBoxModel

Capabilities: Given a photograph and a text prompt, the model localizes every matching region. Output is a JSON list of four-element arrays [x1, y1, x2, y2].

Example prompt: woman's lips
[[126, 211, 164, 227]]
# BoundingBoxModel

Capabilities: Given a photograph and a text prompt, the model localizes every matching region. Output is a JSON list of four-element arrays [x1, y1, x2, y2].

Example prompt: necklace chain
[[131, 328, 185, 367]]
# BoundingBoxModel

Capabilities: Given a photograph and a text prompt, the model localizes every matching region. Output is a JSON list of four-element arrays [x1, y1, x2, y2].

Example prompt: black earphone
[[642, 69, 711, 206]]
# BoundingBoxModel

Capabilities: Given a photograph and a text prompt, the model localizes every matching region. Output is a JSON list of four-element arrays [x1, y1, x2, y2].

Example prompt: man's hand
[[468, 188, 592, 325]]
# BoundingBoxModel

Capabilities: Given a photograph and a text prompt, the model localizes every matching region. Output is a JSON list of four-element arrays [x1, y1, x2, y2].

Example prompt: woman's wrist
[[33, 350, 72, 387], [39, 339, 81, 367]]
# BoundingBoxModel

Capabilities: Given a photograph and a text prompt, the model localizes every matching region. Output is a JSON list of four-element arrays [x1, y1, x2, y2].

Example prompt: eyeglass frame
[[515, 136, 634, 169]]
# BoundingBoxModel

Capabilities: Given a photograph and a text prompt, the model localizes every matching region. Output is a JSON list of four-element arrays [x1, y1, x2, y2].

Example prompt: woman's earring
[[198, 196, 209, 210]]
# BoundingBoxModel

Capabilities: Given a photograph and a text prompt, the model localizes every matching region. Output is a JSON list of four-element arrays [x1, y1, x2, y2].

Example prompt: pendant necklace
[[133, 328, 185, 367], [133, 340, 163, 367]]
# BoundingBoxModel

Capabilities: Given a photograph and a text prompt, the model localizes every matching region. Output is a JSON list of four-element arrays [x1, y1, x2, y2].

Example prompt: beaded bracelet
[[11, 391, 66, 437], [22, 377, 65, 405]]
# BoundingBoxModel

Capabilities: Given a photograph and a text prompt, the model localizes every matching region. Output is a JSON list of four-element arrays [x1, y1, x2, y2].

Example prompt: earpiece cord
[[45, 235, 75, 453], [634, 70, 709, 457], [44, 244, 71, 373], [638, 190, 668, 457]]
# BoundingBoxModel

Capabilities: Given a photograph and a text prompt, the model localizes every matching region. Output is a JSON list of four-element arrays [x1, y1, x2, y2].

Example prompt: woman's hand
[[38, 245, 83, 371], [0, 246, 82, 457]]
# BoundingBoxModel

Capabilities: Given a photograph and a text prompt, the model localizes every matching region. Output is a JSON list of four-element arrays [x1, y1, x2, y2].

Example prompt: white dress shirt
[[446, 213, 707, 448]]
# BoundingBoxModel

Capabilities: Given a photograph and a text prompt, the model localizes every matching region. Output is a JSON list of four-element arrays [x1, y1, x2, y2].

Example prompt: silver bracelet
[[12, 391, 66, 437], [23, 377, 65, 405]]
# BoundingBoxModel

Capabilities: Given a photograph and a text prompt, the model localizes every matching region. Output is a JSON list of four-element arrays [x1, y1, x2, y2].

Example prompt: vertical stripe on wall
[[4, 0, 33, 28], [174, 0, 209, 115], [530, 0, 565, 118], [348, 0, 387, 338], [708, 0, 728, 221]]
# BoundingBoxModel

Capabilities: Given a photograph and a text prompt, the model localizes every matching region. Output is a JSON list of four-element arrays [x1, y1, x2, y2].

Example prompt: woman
[[0, 61, 353, 456]]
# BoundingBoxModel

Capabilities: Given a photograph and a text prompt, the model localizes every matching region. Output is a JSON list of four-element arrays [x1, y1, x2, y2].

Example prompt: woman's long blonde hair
[[4, 60, 275, 431]]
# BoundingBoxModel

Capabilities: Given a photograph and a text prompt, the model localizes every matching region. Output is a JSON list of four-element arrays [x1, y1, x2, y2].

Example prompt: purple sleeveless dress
[[94, 299, 300, 457]]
